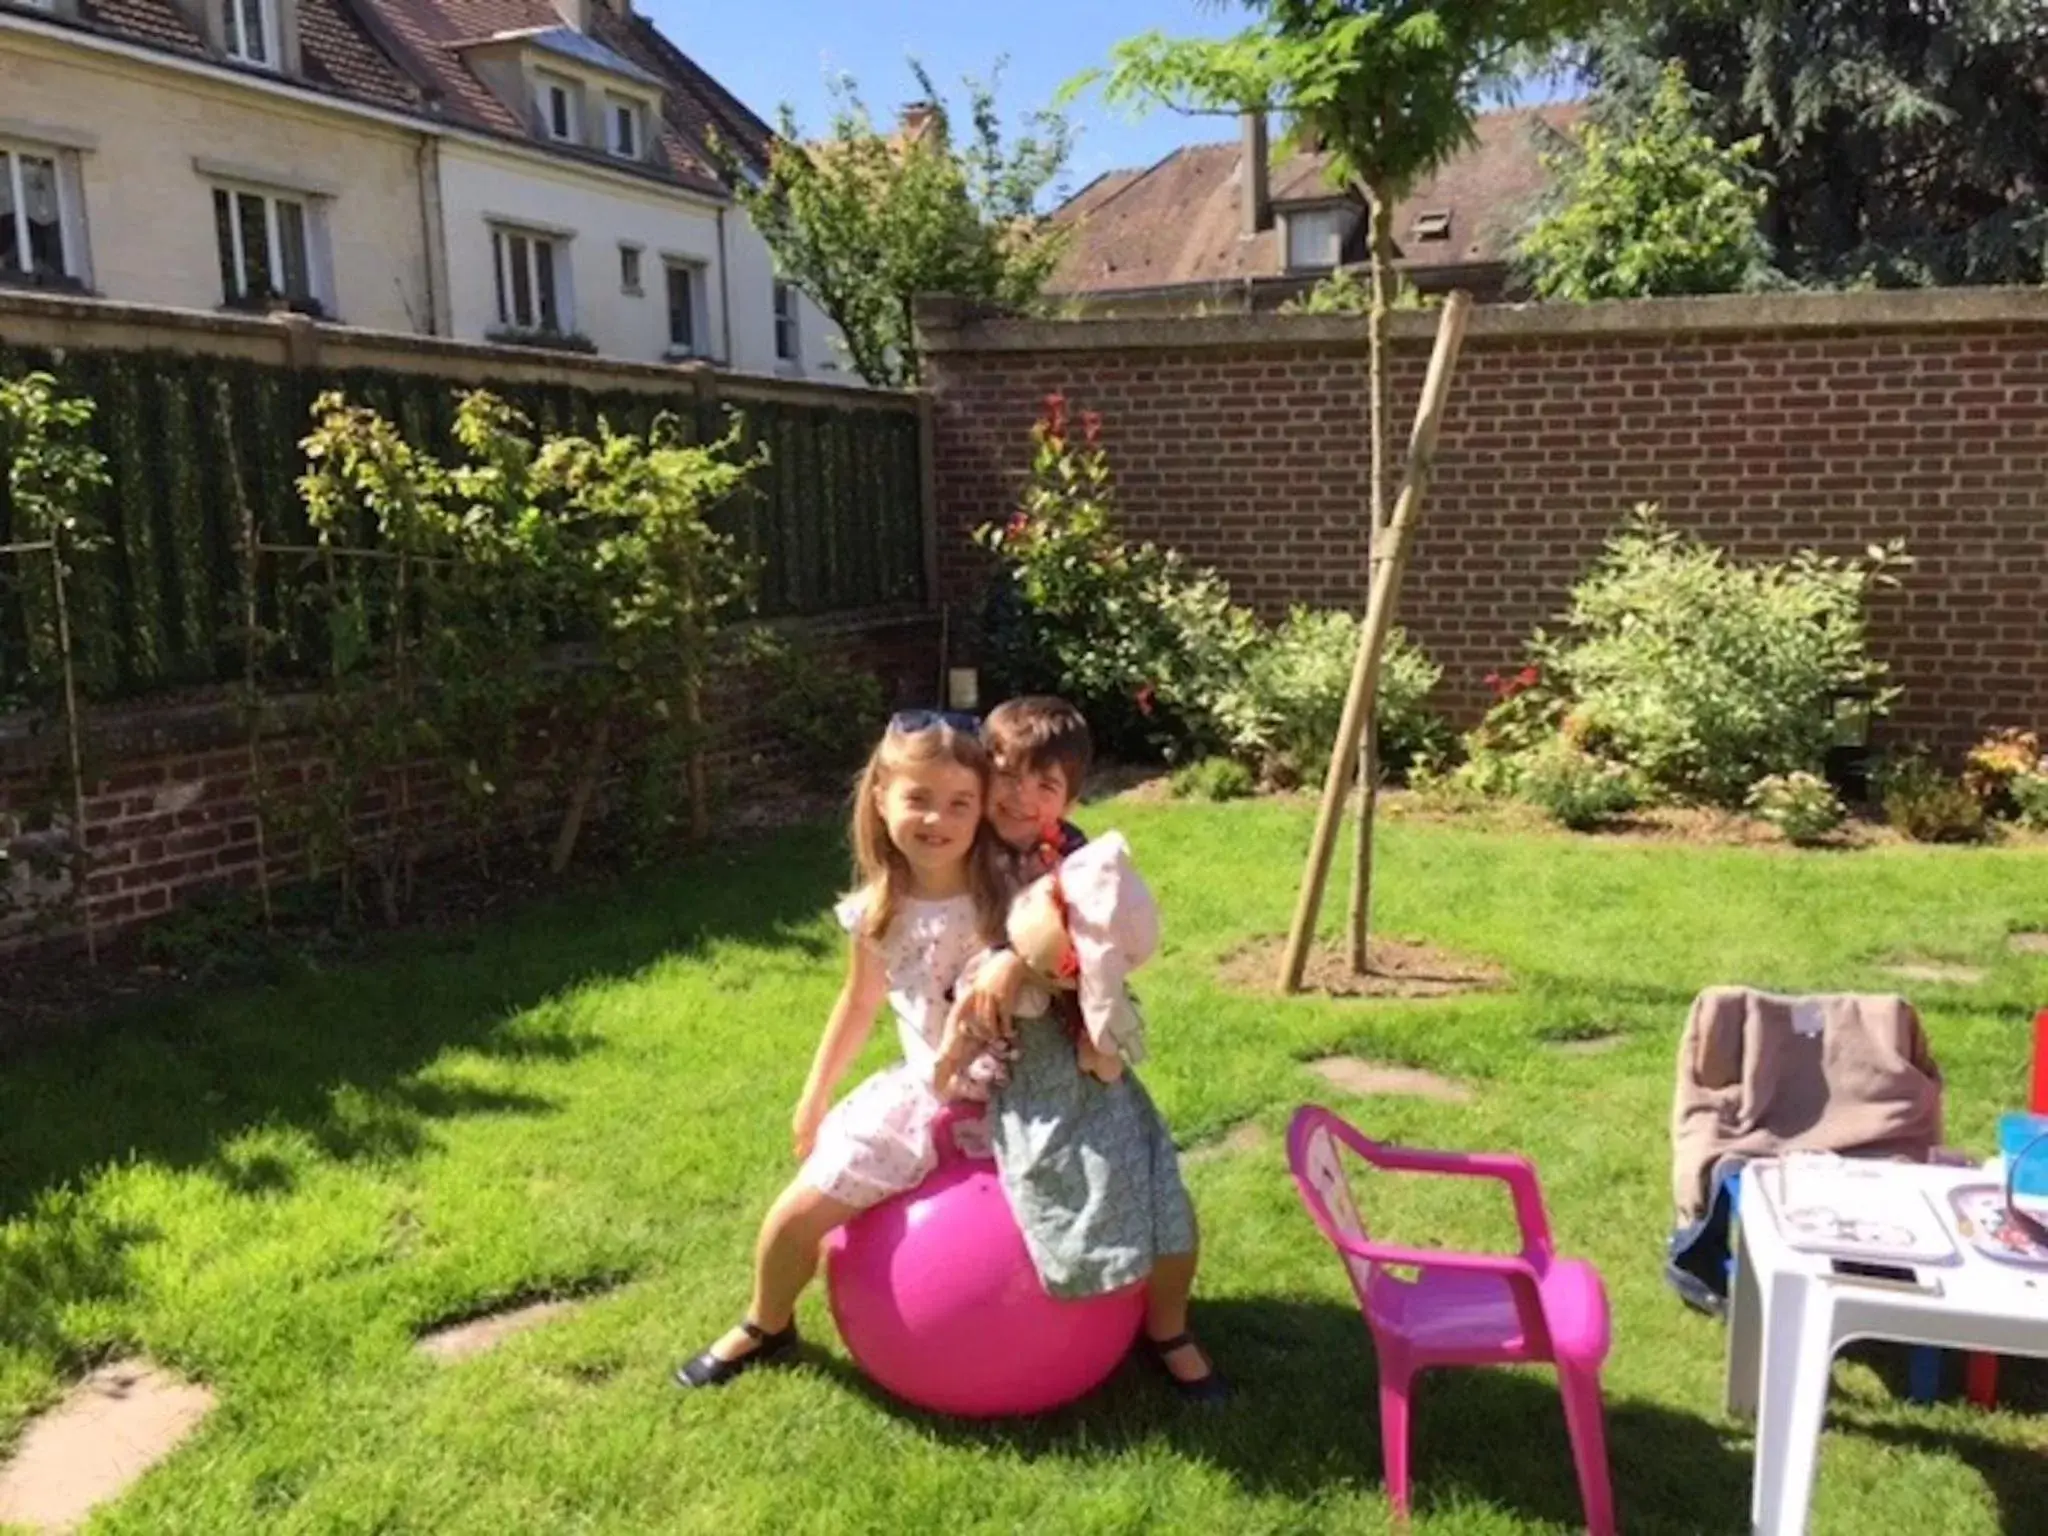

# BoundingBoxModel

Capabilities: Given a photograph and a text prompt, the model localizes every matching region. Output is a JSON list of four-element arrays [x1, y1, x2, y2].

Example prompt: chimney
[[899, 102, 941, 144], [551, 0, 592, 29], [1240, 109, 1270, 238]]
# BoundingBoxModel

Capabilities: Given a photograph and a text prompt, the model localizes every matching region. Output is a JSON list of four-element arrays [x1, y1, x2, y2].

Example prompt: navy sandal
[[1145, 1332, 1232, 1405], [674, 1319, 798, 1389]]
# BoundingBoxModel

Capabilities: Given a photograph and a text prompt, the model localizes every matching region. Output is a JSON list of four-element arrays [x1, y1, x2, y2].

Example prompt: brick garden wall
[[922, 291, 2048, 759], [0, 610, 937, 958]]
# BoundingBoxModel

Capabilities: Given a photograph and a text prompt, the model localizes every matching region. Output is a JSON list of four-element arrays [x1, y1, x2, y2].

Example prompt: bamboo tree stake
[[1279, 291, 1472, 995], [49, 537, 97, 966]]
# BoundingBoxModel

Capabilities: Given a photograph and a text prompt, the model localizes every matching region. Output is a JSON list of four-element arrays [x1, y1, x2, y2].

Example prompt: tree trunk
[[1348, 184, 1397, 974]]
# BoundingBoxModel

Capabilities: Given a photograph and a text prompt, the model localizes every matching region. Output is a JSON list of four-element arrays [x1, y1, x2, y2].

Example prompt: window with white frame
[[619, 243, 642, 294], [0, 144, 82, 287], [212, 184, 319, 310], [607, 96, 642, 160], [664, 261, 703, 354], [493, 226, 565, 332], [772, 280, 798, 363], [1283, 206, 1353, 271], [538, 74, 580, 144], [219, 0, 278, 67]]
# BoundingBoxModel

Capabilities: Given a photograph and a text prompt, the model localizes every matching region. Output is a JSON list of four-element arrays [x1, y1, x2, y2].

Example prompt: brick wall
[[922, 291, 2048, 759], [1, 610, 937, 957]]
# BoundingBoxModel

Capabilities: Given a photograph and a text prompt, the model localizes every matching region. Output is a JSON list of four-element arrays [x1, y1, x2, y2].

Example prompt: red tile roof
[[29, 0, 775, 199], [1048, 104, 1581, 296], [57, 0, 425, 111]]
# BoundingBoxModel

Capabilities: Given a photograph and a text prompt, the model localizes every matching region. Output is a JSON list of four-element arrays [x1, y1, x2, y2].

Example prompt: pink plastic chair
[[1287, 1105, 1616, 1533]]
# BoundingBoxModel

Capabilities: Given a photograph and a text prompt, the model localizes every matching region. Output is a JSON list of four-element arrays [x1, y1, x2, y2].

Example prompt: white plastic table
[[1725, 1160, 2048, 1535]]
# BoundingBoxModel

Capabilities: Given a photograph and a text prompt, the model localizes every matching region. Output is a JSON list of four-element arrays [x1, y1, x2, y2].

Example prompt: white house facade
[[0, 0, 854, 383]]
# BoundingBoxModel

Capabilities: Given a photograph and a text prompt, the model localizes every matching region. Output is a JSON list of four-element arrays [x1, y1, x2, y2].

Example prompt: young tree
[[1521, 61, 1771, 300], [729, 63, 1072, 388], [1089, 0, 1612, 974]]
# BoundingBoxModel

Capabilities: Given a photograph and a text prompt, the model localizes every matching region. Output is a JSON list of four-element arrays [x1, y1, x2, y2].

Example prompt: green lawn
[[5, 801, 2048, 1535]]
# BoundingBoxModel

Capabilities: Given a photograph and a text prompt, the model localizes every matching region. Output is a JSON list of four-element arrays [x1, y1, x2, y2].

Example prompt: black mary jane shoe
[[1145, 1331, 1232, 1406], [674, 1320, 799, 1389]]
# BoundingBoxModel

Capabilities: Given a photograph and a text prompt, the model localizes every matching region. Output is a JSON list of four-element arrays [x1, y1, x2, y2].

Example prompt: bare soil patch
[[1219, 935, 1505, 1000], [2009, 932, 2048, 956], [1307, 1056, 1474, 1104], [0, 1359, 215, 1533]]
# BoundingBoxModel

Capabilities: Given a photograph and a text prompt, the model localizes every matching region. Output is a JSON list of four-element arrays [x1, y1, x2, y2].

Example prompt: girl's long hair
[[849, 722, 1008, 946]]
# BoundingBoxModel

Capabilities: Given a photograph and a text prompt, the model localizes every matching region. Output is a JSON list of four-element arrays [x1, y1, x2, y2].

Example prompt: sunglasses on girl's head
[[888, 709, 981, 737]]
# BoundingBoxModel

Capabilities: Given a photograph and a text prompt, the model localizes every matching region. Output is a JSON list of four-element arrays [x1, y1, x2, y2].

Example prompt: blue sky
[[642, 0, 1577, 201]]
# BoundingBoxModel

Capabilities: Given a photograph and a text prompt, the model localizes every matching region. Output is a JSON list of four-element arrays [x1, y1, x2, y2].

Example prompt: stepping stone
[[1883, 962, 1986, 986], [1309, 1056, 1473, 1104], [416, 1298, 576, 1362], [0, 1359, 214, 1534], [1184, 1121, 1268, 1165]]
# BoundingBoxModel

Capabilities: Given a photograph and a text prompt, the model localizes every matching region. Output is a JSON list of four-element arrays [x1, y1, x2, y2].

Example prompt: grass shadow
[[1847, 1414, 2048, 1535], [0, 821, 851, 1224], [799, 1296, 1749, 1534], [0, 1193, 148, 1388]]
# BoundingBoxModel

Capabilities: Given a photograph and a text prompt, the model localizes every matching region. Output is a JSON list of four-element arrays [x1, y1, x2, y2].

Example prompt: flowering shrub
[[1878, 752, 1987, 843], [978, 397, 1448, 770], [977, 395, 1259, 758], [1213, 607, 1448, 785], [1533, 505, 1907, 804], [1448, 663, 1566, 797], [2011, 772, 2048, 830], [1964, 728, 2042, 816], [1515, 737, 1640, 830], [1170, 755, 1255, 801], [1746, 771, 1846, 845]]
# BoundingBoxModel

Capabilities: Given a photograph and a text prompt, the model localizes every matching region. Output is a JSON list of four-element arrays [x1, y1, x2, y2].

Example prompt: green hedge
[[0, 346, 925, 703]]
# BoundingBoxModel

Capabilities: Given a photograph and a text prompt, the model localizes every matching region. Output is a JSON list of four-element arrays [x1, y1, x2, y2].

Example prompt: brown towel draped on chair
[[1670, 987, 1944, 1222]]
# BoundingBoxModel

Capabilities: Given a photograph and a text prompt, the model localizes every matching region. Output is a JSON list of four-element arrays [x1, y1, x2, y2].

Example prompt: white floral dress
[[799, 890, 988, 1209]]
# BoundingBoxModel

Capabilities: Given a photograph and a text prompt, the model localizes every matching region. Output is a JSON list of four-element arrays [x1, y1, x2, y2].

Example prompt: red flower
[[1515, 665, 1541, 690], [1081, 410, 1103, 445], [1004, 511, 1030, 541], [1134, 682, 1157, 718], [1042, 391, 1068, 443]]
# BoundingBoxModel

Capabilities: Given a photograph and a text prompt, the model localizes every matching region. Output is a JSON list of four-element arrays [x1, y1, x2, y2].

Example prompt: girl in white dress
[[677, 712, 1008, 1387]]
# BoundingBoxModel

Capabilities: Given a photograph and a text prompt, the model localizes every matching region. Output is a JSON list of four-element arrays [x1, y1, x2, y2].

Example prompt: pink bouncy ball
[[824, 1110, 1146, 1417]]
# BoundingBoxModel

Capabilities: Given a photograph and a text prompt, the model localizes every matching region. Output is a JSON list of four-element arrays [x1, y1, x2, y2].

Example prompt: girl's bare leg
[[705, 1180, 860, 1360], [1145, 1227, 1216, 1383]]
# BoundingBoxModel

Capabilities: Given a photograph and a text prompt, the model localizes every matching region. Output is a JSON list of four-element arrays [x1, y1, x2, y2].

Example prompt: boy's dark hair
[[983, 696, 1093, 797]]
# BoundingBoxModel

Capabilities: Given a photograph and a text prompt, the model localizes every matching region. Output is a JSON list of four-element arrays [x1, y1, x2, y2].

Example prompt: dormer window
[[538, 73, 581, 143], [1283, 206, 1356, 272], [220, 0, 278, 67], [607, 96, 641, 160]]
